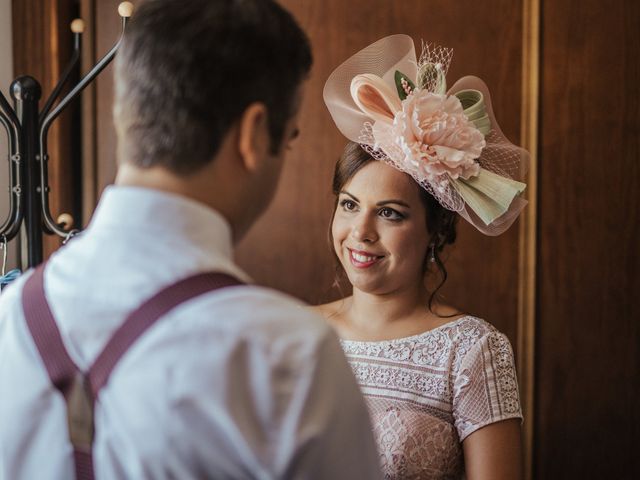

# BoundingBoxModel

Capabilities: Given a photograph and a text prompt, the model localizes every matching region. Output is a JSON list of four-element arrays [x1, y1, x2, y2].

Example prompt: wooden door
[[535, 0, 640, 477]]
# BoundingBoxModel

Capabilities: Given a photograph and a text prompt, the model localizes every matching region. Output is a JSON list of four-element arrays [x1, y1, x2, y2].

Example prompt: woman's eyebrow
[[339, 191, 410, 208], [339, 191, 359, 202]]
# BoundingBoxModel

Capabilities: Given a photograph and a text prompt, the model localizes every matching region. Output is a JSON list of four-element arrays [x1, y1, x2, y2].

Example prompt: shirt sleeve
[[276, 329, 383, 480], [452, 330, 523, 441]]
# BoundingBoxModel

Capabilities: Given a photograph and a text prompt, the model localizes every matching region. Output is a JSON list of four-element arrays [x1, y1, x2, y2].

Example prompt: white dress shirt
[[0, 186, 381, 480]]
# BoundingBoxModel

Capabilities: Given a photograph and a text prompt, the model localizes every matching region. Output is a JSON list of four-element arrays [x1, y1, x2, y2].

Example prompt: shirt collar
[[88, 185, 236, 265]]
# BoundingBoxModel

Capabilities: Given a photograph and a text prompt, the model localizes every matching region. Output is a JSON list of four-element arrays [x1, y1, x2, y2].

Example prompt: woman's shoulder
[[309, 297, 353, 339], [448, 315, 498, 337], [445, 315, 502, 342], [310, 297, 350, 320], [445, 315, 515, 362]]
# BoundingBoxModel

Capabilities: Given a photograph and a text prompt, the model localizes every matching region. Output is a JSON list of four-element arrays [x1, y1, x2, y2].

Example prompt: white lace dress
[[340, 316, 522, 479]]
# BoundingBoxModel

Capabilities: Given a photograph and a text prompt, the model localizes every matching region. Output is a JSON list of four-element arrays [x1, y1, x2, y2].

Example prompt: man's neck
[[115, 163, 247, 243]]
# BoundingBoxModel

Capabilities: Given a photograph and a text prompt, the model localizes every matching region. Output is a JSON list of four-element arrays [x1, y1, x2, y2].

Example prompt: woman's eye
[[379, 207, 403, 220], [340, 199, 357, 211]]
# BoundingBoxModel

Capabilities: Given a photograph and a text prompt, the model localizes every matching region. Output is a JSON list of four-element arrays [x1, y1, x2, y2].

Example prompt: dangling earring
[[429, 244, 436, 263]]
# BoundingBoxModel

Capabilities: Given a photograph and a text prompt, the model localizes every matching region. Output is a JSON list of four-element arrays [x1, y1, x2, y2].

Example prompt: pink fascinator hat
[[323, 34, 529, 236]]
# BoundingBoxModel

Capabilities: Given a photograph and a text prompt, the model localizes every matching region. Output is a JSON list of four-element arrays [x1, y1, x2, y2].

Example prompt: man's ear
[[238, 102, 270, 173]]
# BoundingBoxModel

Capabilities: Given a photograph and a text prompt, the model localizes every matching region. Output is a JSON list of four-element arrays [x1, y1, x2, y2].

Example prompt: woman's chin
[[347, 275, 394, 296]]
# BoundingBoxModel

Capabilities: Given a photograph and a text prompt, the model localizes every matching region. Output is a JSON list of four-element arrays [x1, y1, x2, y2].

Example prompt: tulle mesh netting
[[324, 35, 418, 143], [416, 42, 453, 94], [360, 124, 529, 235]]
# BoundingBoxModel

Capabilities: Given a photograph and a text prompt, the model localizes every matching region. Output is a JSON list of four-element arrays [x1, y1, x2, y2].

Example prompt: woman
[[315, 35, 529, 479]]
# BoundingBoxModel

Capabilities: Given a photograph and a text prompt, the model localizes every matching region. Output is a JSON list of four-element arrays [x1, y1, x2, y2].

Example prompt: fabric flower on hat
[[392, 90, 484, 182]]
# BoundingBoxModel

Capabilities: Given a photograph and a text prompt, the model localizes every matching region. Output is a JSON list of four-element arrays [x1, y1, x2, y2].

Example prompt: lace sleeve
[[452, 330, 522, 441]]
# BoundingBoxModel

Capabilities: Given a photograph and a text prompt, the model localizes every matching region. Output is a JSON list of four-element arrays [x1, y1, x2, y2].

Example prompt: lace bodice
[[340, 316, 522, 479]]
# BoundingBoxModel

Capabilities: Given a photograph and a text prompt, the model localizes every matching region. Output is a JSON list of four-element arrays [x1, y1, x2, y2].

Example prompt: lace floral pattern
[[341, 316, 522, 479]]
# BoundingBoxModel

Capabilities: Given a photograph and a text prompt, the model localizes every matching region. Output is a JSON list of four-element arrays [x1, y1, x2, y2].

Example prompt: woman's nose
[[350, 215, 378, 243]]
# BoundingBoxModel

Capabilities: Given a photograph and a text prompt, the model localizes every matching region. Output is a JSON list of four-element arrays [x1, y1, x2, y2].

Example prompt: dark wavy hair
[[330, 142, 458, 313]]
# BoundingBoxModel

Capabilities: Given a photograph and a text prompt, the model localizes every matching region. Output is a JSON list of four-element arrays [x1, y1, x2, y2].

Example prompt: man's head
[[113, 0, 312, 238]]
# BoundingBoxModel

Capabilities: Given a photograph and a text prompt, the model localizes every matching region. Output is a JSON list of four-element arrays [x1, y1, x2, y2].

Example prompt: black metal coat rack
[[0, 2, 132, 270]]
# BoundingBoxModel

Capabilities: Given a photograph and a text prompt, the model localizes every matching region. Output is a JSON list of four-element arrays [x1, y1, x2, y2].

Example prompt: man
[[0, 0, 381, 478]]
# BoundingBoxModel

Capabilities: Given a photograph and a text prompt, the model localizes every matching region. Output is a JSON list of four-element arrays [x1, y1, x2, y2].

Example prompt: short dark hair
[[330, 142, 458, 312], [114, 0, 312, 174]]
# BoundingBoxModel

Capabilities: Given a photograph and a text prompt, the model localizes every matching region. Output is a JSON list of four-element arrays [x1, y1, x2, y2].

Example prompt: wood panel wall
[[535, 0, 640, 477]]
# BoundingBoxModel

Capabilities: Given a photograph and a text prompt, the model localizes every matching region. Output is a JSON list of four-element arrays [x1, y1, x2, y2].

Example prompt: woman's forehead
[[344, 161, 421, 201]]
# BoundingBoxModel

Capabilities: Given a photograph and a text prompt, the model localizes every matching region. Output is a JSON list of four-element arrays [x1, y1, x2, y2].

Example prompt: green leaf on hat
[[394, 70, 415, 100]]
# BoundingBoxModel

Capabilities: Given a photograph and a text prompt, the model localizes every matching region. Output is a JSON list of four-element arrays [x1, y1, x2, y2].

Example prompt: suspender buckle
[[66, 372, 94, 451]]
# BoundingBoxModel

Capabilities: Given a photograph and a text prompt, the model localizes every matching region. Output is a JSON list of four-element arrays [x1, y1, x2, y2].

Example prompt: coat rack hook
[[39, 18, 85, 123], [38, 2, 135, 238]]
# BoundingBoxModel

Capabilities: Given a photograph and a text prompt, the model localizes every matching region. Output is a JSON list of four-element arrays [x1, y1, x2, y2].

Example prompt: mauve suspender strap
[[22, 266, 96, 478], [21, 265, 243, 480]]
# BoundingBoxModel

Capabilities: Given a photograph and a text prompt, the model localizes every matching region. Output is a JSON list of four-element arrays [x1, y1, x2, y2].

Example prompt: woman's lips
[[348, 248, 383, 268]]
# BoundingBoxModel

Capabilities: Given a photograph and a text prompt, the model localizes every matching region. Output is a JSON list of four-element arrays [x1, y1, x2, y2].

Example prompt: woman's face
[[332, 161, 430, 295]]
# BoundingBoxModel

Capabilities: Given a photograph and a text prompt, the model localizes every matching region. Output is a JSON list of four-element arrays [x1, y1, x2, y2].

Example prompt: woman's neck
[[347, 284, 429, 335]]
